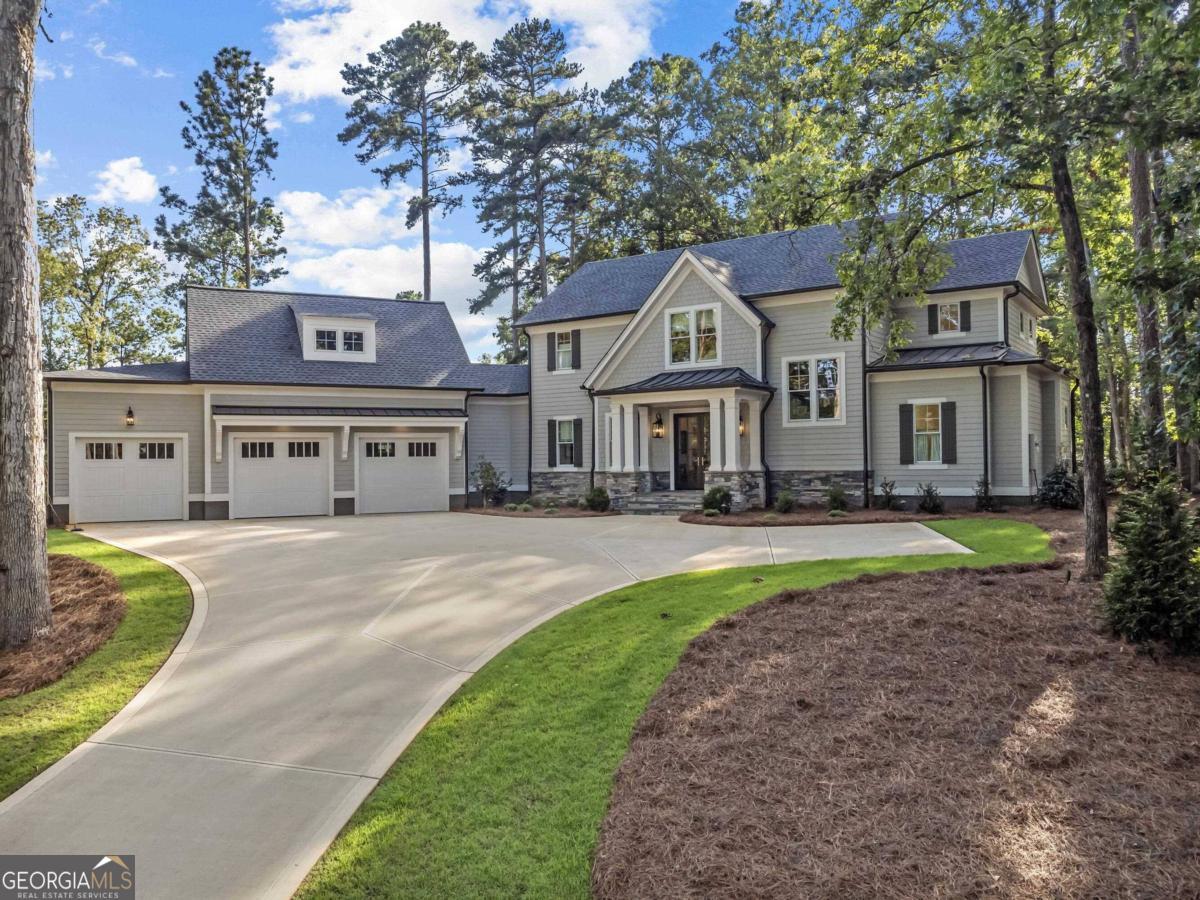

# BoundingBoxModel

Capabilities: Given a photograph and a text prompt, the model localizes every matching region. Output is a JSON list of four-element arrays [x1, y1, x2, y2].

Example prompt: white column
[[637, 407, 650, 472], [622, 403, 636, 473], [723, 395, 740, 472], [747, 398, 762, 470], [708, 396, 723, 471], [341, 425, 351, 460]]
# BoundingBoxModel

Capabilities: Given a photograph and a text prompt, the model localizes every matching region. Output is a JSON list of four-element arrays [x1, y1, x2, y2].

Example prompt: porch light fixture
[[125, 406, 136, 427], [738, 414, 746, 436], [651, 413, 665, 439]]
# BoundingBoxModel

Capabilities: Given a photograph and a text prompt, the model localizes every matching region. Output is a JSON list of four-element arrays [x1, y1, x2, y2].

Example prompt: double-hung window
[[784, 356, 842, 424], [667, 307, 719, 366], [557, 420, 576, 466], [555, 332, 573, 369], [938, 302, 961, 333], [914, 403, 942, 463]]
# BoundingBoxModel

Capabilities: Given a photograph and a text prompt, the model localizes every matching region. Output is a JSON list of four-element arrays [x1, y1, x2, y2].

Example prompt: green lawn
[[299, 518, 1053, 899], [0, 531, 193, 800]]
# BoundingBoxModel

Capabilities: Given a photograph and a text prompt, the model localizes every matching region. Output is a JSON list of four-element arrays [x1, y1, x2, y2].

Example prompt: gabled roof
[[867, 342, 1048, 372], [517, 225, 1040, 327], [594, 366, 772, 396], [457, 363, 529, 396]]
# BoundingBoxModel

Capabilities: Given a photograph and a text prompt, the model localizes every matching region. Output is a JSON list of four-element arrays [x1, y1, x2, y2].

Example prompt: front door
[[674, 413, 710, 490]]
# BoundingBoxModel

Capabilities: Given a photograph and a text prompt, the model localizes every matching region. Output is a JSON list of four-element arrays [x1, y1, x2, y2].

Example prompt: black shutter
[[547, 419, 558, 467], [927, 304, 939, 335], [941, 402, 957, 464], [899, 404, 914, 464], [570, 329, 581, 370], [572, 417, 584, 467], [960, 301, 972, 332], [546, 332, 556, 372]]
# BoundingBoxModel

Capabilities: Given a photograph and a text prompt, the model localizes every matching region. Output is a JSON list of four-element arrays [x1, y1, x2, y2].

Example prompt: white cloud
[[35, 149, 55, 186], [290, 110, 315, 124], [266, 0, 660, 104], [35, 60, 72, 81], [151, 67, 175, 78], [88, 38, 138, 68], [279, 185, 418, 247], [91, 156, 159, 204], [59, 30, 75, 41]]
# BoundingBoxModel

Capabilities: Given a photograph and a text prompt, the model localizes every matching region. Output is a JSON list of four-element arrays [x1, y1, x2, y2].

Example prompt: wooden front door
[[674, 413, 710, 490]]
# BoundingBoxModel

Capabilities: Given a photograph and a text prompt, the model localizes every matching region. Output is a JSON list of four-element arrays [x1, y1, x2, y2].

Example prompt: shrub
[[544, 506, 559, 515], [1036, 462, 1082, 509], [583, 487, 611, 512], [774, 490, 796, 514], [503, 502, 518, 512], [916, 481, 944, 514], [974, 477, 1002, 512], [1103, 477, 1200, 653], [825, 483, 849, 512], [876, 478, 905, 511], [517, 502, 532, 513], [828, 509, 848, 518], [703, 485, 733, 515], [469, 456, 512, 507], [702, 508, 720, 518]]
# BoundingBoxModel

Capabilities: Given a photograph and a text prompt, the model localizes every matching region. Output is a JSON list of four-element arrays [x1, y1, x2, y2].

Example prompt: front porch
[[595, 369, 773, 513]]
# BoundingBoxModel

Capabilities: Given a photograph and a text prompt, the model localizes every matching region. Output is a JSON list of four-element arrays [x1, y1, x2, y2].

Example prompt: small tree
[[1036, 463, 1082, 510], [974, 477, 1001, 513], [1103, 478, 1200, 653], [916, 482, 944, 514], [702, 485, 733, 515], [825, 484, 848, 512], [469, 456, 512, 507]]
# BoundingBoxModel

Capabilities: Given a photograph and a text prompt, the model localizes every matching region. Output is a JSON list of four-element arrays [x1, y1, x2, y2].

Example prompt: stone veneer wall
[[531, 470, 592, 500], [704, 470, 766, 512], [769, 470, 870, 506]]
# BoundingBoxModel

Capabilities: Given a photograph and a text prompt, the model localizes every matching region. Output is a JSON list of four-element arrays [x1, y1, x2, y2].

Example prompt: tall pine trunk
[[420, 102, 432, 302], [1122, 12, 1167, 468], [510, 216, 520, 360], [0, 0, 51, 648]]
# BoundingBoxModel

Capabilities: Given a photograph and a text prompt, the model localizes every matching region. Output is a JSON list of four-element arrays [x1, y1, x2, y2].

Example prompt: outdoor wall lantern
[[651, 413, 665, 439], [125, 406, 136, 427], [738, 413, 746, 436]]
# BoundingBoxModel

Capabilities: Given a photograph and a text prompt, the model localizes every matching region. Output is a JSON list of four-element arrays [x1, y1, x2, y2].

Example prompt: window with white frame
[[938, 302, 961, 333], [914, 403, 942, 463], [365, 441, 396, 458], [240, 441, 274, 459], [288, 441, 320, 458], [408, 441, 437, 458], [557, 419, 576, 466], [342, 330, 365, 352], [315, 329, 337, 351], [138, 442, 175, 460], [784, 356, 841, 423], [555, 332, 573, 369], [667, 306, 719, 366], [85, 441, 122, 461]]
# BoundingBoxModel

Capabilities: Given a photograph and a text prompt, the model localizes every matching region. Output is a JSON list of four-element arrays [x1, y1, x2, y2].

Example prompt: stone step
[[618, 491, 705, 515]]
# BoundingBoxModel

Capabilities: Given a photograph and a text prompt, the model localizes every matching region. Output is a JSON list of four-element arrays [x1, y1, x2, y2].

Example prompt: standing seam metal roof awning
[[210, 405, 466, 417], [593, 367, 774, 396]]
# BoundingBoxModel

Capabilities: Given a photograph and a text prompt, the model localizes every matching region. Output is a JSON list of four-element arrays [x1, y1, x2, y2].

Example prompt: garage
[[358, 435, 450, 514], [71, 436, 185, 523], [231, 436, 331, 519]]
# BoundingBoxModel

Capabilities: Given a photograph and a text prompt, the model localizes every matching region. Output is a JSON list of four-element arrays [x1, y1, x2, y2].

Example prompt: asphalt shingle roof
[[517, 226, 1037, 327], [43, 361, 191, 382], [594, 366, 772, 396]]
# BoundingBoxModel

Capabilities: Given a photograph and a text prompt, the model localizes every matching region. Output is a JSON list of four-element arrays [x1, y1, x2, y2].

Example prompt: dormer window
[[299, 315, 377, 363], [343, 330, 364, 353], [315, 329, 337, 351]]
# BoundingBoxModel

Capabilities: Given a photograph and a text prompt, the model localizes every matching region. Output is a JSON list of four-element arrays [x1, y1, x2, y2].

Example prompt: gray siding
[[596, 271, 760, 390], [989, 372, 1024, 487], [529, 320, 626, 472], [764, 299, 863, 471], [871, 374, 985, 492], [467, 397, 528, 488], [51, 388, 204, 497], [894, 294, 1002, 349], [1028, 372, 1043, 484], [1007, 298, 1039, 354]]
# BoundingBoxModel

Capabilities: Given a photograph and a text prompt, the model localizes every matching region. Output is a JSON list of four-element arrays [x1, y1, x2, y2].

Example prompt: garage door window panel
[[139, 442, 175, 460], [365, 441, 396, 458], [85, 441, 122, 461], [288, 441, 320, 458], [407, 441, 437, 458], [241, 441, 275, 459]]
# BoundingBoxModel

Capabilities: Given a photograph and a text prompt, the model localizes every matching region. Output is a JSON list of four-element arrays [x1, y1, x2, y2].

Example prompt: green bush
[[916, 481, 944, 514], [544, 506, 559, 515], [503, 502, 518, 512], [1103, 477, 1200, 652], [702, 508, 720, 518], [583, 487, 611, 512], [828, 509, 848, 518], [1036, 462, 1081, 509], [469, 457, 512, 507], [774, 490, 796, 514], [974, 477, 1002, 512], [876, 478, 905, 511], [825, 483, 849, 512], [702, 485, 733, 515], [517, 503, 532, 513]]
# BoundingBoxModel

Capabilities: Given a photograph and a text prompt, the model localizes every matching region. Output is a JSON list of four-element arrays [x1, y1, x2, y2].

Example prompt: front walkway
[[0, 514, 967, 899]]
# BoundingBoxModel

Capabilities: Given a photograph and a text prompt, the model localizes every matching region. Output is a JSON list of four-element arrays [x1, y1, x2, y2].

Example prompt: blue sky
[[34, 0, 738, 359]]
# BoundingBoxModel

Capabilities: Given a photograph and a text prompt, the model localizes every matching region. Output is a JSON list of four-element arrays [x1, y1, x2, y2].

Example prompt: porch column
[[723, 396, 740, 472], [637, 407, 650, 472], [747, 398, 762, 469], [622, 403, 636, 473], [708, 397, 723, 470]]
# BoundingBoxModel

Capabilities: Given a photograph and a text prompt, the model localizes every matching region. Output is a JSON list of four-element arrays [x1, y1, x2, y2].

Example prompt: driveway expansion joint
[[88, 739, 377, 780]]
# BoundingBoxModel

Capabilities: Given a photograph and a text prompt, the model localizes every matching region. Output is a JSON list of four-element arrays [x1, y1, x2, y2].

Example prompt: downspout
[[1070, 378, 1079, 474], [860, 318, 871, 508], [463, 389, 474, 508], [759, 322, 775, 507], [1002, 285, 1019, 345], [587, 387, 596, 491], [524, 329, 533, 498], [980, 366, 990, 487]]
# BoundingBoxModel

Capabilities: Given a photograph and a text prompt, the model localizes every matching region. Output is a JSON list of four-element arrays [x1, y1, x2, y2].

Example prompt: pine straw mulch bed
[[680, 506, 957, 527], [594, 512, 1200, 899], [0, 554, 127, 699]]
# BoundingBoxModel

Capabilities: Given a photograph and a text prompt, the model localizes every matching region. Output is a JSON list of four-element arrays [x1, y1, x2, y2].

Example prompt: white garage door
[[73, 438, 184, 523], [358, 436, 449, 514], [232, 437, 330, 519]]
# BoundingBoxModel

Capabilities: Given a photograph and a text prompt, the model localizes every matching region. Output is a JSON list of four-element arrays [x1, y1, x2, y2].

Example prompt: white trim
[[203, 388, 212, 495], [300, 315, 378, 364], [228, 431, 334, 520], [753, 287, 841, 309], [781, 353, 846, 427], [584, 251, 763, 390], [551, 415, 582, 471], [1020, 367, 1030, 489], [208, 384, 469, 400], [353, 431, 452, 514], [909, 398, 946, 466], [49, 381, 204, 394], [522, 315, 633, 335], [212, 414, 468, 429], [663, 303, 723, 370], [907, 463, 949, 470], [333, 490, 356, 499], [67, 431, 189, 525], [905, 396, 949, 405]]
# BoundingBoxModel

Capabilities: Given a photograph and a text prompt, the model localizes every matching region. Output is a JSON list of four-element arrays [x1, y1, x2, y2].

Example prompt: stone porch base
[[704, 470, 766, 512], [769, 470, 870, 506]]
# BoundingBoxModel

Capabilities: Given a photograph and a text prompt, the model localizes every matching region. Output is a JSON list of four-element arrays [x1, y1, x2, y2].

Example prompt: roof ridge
[[186, 284, 448, 306]]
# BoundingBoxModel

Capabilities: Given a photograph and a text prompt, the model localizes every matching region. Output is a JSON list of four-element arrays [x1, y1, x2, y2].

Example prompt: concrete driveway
[[0, 513, 968, 898]]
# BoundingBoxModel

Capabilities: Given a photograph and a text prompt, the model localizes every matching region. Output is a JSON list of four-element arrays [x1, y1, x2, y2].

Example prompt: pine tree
[[340, 23, 482, 302], [157, 47, 286, 291]]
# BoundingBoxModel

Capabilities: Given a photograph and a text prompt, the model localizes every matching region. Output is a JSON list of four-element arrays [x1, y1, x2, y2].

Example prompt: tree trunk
[[1122, 11, 1168, 468], [0, 0, 51, 649], [510, 216, 520, 361], [420, 102, 432, 302]]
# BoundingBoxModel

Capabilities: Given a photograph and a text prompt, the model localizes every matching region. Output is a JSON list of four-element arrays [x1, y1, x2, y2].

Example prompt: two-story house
[[516, 224, 1073, 510]]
